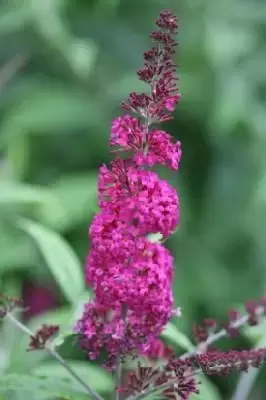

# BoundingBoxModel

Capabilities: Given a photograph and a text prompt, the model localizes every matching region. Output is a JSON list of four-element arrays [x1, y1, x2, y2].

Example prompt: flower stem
[[231, 335, 266, 400], [0, 55, 27, 90], [6, 312, 105, 400], [128, 306, 265, 400], [127, 369, 202, 400], [115, 305, 127, 400], [181, 305, 265, 360], [115, 359, 123, 400]]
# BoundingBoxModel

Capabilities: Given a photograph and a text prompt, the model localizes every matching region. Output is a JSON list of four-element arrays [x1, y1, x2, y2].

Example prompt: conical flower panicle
[[75, 9, 181, 369]]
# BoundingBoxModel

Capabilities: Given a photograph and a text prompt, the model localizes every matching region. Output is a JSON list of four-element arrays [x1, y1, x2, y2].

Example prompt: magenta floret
[[75, 9, 181, 368]]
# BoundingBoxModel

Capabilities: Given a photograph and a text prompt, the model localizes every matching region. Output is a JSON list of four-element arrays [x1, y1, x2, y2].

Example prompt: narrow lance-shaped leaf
[[0, 181, 55, 206], [33, 361, 114, 393], [17, 218, 85, 304], [190, 375, 222, 400], [0, 373, 91, 400], [161, 321, 195, 352]]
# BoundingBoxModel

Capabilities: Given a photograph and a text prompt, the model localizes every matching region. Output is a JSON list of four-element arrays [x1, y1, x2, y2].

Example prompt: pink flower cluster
[[98, 160, 179, 237], [110, 117, 181, 170], [75, 9, 181, 369]]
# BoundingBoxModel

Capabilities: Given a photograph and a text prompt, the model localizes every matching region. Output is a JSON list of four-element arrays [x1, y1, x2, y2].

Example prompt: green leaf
[[28, 0, 98, 79], [28, 307, 73, 330], [0, 181, 63, 226], [0, 2, 31, 34], [33, 361, 114, 393], [5, 308, 72, 373], [191, 375, 222, 400], [1, 84, 101, 138], [6, 298, 93, 373], [231, 335, 266, 400], [56, 333, 86, 360], [0, 277, 22, 373], [0, 220, 40, 271], [106, 73, 147, 102], [64, 39, 98, 79], [17, 218, 85, 303], [43, 173, 97, 231], [70, 290, 91, 324], [0, 181, 55, 206], [0, 373, 91, 400], [243, 316, 266, 344], [55, 334, 107, 366], [161, 322, 194, 352], [6, 132, 29, 180]]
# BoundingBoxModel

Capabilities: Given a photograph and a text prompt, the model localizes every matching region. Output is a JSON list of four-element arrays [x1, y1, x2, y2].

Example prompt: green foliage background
[[0, 0, 266, 399]]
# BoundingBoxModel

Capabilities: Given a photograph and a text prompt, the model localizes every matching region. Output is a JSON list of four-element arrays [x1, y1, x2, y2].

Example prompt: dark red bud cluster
[[150, 32, 177, 48], [144, 338, 174, 361], [125, 359, 199, 400], [155, 9, 178, 34], [193, 298, 266, 344], [124, 335, 266, 400], [0, 293, 23, 317], [245, 300, 260, 326], [192, 324, 208, 343], [28, 324, 59, 351], [125, 362, 161, 393], [195, 348, 266, 375], [163, 359, 199, 400], [121, 9, 180, 124]]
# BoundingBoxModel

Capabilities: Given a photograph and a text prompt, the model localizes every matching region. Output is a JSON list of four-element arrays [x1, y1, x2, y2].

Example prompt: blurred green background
[[0, 0, 266, 399]]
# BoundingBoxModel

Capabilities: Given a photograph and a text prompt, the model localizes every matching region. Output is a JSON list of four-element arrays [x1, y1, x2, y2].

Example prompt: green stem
[[6, 312, 105, 400], [181, 305, 265, 360], [115, 359, 123, 400], [115, 305, 127, 400], [0, 55, 27, 90], [231, 336, 266, 400]]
